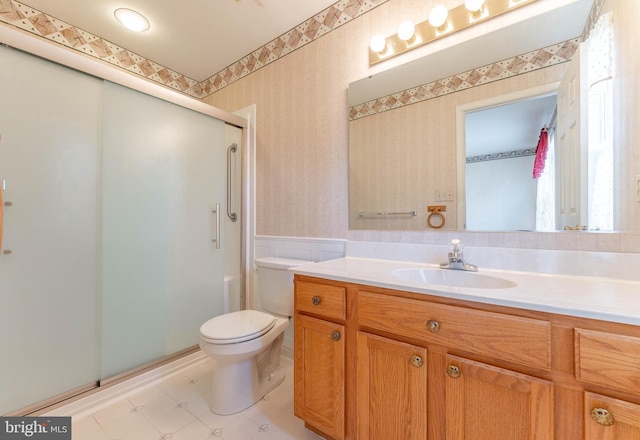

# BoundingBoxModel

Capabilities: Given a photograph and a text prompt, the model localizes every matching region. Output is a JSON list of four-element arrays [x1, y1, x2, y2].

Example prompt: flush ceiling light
[[114, 8, 150, 32], [428, 5, 449, 28], [397, 20, 416, 41]]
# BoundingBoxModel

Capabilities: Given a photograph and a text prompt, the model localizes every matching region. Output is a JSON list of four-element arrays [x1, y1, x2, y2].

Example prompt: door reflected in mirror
[[462, 93, 558, 231], [460, 14, 614, 232]]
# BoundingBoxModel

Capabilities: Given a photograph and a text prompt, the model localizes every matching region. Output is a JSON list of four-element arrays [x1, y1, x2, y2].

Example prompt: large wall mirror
[[347, 0, 637, 232]]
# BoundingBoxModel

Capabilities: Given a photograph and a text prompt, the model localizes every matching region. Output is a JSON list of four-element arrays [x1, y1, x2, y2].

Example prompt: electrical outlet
[[435, 190, 454, 202]]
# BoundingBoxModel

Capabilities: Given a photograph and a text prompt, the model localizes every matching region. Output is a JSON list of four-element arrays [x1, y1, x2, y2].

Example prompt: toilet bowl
[[199, 257, 312, 415]]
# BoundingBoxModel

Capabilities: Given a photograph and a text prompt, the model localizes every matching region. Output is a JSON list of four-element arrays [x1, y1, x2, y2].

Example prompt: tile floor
[[70, 357, 324, 440]]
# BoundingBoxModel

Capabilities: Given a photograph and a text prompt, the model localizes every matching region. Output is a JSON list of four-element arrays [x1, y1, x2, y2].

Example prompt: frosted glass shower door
[[101, 82, 226, 379], [0, 45, 102, 414]]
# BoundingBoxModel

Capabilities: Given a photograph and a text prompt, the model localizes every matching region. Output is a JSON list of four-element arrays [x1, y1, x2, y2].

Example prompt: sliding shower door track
[[7, 345, 200, 416]]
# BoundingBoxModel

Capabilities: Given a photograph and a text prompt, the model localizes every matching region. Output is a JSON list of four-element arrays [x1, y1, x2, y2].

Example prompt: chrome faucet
[[440, 239, 478, 272]]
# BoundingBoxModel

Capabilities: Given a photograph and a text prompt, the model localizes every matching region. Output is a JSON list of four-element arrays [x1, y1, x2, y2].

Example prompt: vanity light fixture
[[369, 34, 388, 55], [465, 0, 486, 12], [114, 8, 150, 32], [428, 5, 449, 30], [397, 20, 416, 42], [465, 0, 487, 20], [369, 0, 537, 65]]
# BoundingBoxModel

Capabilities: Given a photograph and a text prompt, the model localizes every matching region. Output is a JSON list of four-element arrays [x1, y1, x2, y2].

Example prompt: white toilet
[[199, 257, 312, 415]]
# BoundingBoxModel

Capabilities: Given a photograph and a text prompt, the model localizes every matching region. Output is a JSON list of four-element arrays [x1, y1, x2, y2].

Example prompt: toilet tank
[[256, 257, 313, 316]]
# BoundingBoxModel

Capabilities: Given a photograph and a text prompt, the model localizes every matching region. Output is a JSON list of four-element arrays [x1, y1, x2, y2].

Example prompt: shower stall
[[0, 44, 242, 415]]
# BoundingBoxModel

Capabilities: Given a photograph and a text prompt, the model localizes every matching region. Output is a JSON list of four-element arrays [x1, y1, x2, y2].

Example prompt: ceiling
[[465, 94, 557, 157], [19, 0, 339, 81]]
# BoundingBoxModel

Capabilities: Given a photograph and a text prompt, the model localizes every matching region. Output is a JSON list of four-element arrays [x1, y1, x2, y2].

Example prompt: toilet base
[[209, 359, 286, 415], [208, 331, 287, 416]]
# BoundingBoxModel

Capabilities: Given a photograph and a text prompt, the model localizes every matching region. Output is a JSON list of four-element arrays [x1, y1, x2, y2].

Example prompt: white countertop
[[290, 257, 640, 326]]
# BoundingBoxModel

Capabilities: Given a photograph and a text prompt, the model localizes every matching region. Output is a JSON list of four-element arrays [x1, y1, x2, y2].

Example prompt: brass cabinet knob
[[312, 296, 321, 305], [426, 319, 440, 333], [410, 355, 424, 368], [447, 364, 461, 378], [590, 408, 615, 426], [331, 331, 341, 342]]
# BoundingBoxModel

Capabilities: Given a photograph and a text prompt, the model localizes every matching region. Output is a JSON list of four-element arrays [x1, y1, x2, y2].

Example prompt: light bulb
[[428, 5, 449, 28], [114, 8, 150, 32], [464, 0, 485, 12], [369, 34, 387, 53], [397, 20, 416, 41]]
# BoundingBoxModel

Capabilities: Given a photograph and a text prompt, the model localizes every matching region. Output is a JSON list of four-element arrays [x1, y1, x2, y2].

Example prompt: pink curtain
[[532, 128, 549, 179]]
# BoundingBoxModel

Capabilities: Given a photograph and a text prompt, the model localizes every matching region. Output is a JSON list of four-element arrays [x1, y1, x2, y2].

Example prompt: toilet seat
[[200, 310, 276, 345]]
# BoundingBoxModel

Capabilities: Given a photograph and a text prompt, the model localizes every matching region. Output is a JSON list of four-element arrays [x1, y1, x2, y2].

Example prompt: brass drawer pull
[[312, 296, 321, 305], [410, 355, 424, 368], [447, 365, 461, 379], [331, 331, 341, 342], [590, 408, 615, 426], [426, 319, 440, 333]]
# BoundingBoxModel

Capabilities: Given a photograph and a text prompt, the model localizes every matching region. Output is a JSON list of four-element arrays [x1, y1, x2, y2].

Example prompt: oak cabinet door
[[585, 392, 640, 440], [357, 332, 428, 440], [294, 314, 345, 439], [445, 355, 554, 440]]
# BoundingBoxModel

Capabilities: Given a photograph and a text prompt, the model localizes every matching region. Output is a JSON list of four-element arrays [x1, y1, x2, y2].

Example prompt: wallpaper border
[[0, 0, 389, 99], [348, 38, 579, 121]]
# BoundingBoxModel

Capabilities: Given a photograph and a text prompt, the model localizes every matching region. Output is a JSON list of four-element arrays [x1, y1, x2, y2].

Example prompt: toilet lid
[[200, 310, 276, 344]]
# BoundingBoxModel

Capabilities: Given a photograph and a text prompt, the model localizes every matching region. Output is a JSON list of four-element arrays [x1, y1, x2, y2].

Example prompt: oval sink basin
[[391, 268, 516, 289]]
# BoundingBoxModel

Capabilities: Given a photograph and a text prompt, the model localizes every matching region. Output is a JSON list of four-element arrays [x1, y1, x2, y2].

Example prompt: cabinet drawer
[[575, 328, 640, 393], [358, 290, 551, 370], [584, 391, 640, 437], [295, 280, 346, 321]]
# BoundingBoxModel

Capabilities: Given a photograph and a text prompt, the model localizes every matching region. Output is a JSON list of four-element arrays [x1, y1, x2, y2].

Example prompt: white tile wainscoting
[[252, 236, 347, 357], [346, 229, 640, 254]]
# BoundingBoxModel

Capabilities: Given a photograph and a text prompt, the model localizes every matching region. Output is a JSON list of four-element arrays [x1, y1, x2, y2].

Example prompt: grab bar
[[0, 179, 10, 254], [226, 143, 238, 222], [0, 179, 4, 251], [358, 210, 417, 218]]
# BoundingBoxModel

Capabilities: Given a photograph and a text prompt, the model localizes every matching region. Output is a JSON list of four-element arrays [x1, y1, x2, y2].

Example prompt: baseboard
[[281, 345, 294, 359]]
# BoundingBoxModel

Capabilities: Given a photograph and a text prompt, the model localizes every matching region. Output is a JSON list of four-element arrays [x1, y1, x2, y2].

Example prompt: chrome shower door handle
[[226, 143, 238, 222], [212, 203, 221, 249]]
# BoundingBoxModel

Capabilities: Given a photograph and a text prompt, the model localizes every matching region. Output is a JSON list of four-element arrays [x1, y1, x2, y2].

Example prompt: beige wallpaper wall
[[205, 14, 360, 238], [204, 0, 640, 251], [205, 0, 512, 238]]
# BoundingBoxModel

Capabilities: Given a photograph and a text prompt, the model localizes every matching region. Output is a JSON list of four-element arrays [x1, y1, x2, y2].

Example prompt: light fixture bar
[[369, 0, 537, 65]]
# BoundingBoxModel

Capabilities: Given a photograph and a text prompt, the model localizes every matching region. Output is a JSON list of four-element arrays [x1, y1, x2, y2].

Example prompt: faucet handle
[[450, 239, 462, 252]]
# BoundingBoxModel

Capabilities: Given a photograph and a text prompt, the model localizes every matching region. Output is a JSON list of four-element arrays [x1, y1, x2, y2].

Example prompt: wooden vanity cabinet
[[444, 354, 553, 440], [576, 328, 640, 439], [294, 314, 345, 439], [293, 275, 640, 440], [357, 288, 554, 440], [357, 331, 428, 440], [294, 279, 347, 440], [584, 392, 640, 439]]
